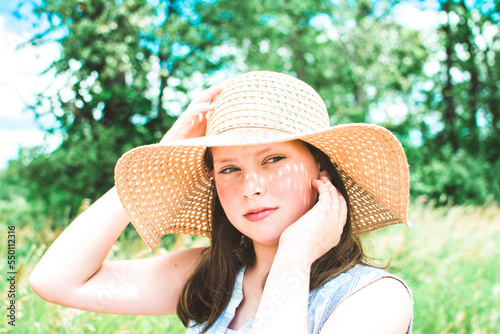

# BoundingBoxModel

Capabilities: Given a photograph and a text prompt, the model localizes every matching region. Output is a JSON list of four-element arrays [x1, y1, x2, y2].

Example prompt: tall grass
[[1, 196, 499, 333], [364, 198, 500, 334]]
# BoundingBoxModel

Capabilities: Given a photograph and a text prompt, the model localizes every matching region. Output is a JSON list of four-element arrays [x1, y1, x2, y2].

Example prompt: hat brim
[[115, 123, 409, 250]]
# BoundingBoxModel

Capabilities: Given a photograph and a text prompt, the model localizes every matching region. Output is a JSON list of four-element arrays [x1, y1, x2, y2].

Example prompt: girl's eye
[[218, 167, 239, 174], [266, 156, 285, 163]]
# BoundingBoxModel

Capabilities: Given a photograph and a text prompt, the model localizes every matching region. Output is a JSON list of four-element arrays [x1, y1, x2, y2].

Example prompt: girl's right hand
[[160, 84, 225, 143]]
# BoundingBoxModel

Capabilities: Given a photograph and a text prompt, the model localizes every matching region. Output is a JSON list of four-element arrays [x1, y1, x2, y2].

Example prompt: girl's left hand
[[279, 176, 348, 263], [160, 84, 225, 143]]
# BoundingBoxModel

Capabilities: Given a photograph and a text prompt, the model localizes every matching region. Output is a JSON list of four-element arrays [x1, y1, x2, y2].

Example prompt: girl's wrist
[[276, 240, 316, 268]]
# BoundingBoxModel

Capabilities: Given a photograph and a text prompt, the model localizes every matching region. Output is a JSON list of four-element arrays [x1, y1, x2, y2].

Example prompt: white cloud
[[393, 1, 440, 32], [0, 14, 62, 168], [0, 129, 61, 166]]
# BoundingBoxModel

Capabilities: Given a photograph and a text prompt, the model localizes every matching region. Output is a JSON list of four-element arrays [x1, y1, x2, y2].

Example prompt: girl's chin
[[248, 231, 286, 248], [232, 219, 296, 247]]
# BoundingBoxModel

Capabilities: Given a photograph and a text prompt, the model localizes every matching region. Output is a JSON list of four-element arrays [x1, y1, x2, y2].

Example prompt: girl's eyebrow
[[213, 147, 276, 165], [213, 158, 235, 164]]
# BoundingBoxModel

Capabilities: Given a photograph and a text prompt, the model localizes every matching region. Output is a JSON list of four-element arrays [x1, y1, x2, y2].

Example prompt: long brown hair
[[176, 141, 366, 332]]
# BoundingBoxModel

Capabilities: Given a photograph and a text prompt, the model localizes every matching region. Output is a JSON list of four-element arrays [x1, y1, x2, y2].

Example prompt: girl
[[30, 71, 413, 333]]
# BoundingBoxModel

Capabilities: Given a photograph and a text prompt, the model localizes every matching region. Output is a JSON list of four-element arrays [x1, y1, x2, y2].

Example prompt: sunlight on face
[[211, 140, 321, 246]]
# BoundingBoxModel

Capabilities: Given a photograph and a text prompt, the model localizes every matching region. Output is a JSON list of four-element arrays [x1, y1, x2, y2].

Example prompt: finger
[[319, 176, 336, 196], [320, 177, 346, 225], [183, 102, 214, 118], [191, 84, 225, 104], [313, 178, 331, 205], [320, 176, 338, 212], [311, 178, 322, 195], [337, 188, 348, 225], [320, 176, 335, 193], [196, 102, 215, 112]]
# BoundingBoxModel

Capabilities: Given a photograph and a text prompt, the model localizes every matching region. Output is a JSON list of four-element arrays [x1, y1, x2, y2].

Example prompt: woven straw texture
[[115, 71, 410, 250]]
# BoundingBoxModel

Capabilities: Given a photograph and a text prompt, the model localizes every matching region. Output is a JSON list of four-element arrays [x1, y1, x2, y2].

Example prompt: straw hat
[[115, 71, 410, 250]]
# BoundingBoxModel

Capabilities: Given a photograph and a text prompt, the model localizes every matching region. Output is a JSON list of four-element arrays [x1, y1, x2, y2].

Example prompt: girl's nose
[[241, 171, 266, 199]]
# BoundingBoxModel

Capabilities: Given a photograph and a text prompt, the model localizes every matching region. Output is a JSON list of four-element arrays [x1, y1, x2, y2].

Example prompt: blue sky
[[0, 1, 62, 168]]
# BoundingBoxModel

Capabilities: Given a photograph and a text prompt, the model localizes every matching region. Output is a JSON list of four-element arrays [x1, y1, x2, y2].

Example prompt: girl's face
[[211, 140, 323, 247]]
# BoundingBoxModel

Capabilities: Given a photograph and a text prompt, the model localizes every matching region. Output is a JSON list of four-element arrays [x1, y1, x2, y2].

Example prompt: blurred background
[[0, 0, 499, 333]]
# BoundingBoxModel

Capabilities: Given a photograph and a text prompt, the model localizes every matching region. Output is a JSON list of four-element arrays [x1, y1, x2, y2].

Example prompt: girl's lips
[[244, 208, 277, 222]]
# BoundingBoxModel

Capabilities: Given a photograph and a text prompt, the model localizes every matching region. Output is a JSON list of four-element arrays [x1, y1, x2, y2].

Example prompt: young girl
[[30, 71, 413, 333]]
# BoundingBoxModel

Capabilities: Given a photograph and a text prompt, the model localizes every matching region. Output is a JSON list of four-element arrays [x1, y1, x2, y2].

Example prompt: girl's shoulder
[[310, 264, 397, 298], [308, 265, 413, 333]]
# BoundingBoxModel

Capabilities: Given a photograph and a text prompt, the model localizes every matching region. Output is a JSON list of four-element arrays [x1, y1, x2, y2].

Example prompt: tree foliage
[[6, 0, 500, 223], [408, 0, 500, 203], [199, 0, 426, 124]]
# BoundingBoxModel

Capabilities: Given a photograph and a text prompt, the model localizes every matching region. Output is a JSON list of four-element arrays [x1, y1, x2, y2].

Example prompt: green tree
[[410, 0, 500, 203], [199, 0, 426, 124]]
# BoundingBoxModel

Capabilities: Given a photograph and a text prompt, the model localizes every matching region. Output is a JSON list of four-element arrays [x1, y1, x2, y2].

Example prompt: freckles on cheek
[[218, 193, 237, 221], [218, 187, 233, 204], [302, 171, 317, 208], [286, 171, 316, 209], [214, 182, 233, 211]]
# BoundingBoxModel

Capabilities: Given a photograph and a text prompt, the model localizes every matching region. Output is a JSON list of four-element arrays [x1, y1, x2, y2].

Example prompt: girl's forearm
[[30, 187, 130, 294], [251, 245, 313, 334]]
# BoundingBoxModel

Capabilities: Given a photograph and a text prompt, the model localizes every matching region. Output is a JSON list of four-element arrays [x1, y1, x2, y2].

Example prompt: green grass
[[364, 198, 500, 334], [1, 197, 499, 333]]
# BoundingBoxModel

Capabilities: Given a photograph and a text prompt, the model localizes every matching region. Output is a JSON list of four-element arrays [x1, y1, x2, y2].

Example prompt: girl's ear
[[319, 168, 331, 179], [211, 170, 216, 184], [315, 153, 332, 180], [307, 142, 333, 180]]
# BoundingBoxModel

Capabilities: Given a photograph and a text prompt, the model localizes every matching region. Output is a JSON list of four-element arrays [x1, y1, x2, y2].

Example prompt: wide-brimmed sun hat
[[115, 71, 410, 250]]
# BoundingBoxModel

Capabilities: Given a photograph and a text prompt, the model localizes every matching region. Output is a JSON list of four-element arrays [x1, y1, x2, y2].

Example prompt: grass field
[[1, 197, 499, 333]]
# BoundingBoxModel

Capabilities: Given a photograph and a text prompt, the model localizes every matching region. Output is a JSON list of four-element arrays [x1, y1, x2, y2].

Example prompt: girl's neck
[[250, 241, 279, 276]]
